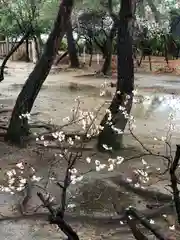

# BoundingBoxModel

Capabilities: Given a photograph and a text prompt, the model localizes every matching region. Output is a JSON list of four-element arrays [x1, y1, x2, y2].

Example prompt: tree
[[101, 22, 117, 75], [97, 0, 136, 151], [0, 0, 55, 81], [0, 31, 31, 81], [66, 17, 80, 68], [5, 0, 74, 145]]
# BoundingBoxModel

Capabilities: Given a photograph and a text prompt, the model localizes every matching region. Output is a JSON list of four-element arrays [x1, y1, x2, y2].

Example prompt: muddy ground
[[0, 57, 180, 239]]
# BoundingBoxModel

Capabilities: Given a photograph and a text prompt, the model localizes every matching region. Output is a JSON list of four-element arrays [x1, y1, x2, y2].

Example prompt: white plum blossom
[[111, 125, 123, 134], [67, 137, 74, 145], [134, 183, 140, 188], [86, 157, 91, 163], [96, 166, 101, 172], [100, 90, 106, 96], [126, 178, 132, 183], [161, 136, 166, 142], [40, 135, 44, 141], [169, 225, 175, 231], [116, 156, 124, 165], [95, 160, 100, 166], [19, 113, 31, 120], [8, 178, 15, 185], [75, 135, 80, 140], [142, 159, 147, 165], [108, 164, 114, 171], [69, 168, 77, 174], [16, 162, 24, 170], [6, 169, 16, 177], [106, 109, 112, 121], [31, 175, 42, 182], [102, 144, 112, 151], [43, 141, 49, 147], [149, 219, 155, 224], [19, 178, 27, 184], [16, 186, 25, 192]]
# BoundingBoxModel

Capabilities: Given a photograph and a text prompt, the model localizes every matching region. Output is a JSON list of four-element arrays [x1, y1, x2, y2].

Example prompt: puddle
[[133, 93, 180, 120], [165, 80, 180, 84]]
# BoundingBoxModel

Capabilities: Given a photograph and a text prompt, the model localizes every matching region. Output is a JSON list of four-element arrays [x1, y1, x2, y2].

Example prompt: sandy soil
[[0, 58, 179, 239]]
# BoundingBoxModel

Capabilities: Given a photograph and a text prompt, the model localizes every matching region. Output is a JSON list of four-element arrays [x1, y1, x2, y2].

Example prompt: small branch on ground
[[0, 202, 174, 224], [125, 214, 148, 240], [126, 207, 172, 240], [0, 126, 7, 130], [169, 145, 180, 224], [30, 124, 55, 131], [0, 109, 12, 114]]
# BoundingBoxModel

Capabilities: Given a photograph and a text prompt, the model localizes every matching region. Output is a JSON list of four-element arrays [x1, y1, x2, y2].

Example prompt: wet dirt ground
[[0, 59, 180, 239]]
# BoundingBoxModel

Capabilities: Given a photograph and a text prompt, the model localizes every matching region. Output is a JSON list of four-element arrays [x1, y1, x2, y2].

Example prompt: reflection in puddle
[[133, 94, 180, 121]]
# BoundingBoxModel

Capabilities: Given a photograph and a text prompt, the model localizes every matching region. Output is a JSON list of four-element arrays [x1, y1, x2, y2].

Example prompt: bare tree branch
[[170, 145, 180, 224]]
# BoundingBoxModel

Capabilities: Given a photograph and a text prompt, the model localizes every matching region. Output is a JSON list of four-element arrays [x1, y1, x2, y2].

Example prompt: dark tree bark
[[66, 18, 79, 68], [101, 22, 117, 75], [25, 38, 30, 62], [6, 0, 74, 145], [0, 35, 5, 41], [55, 51, 68, 65], [88, 41, 93, 66], [89, 51, 93, 67], [36, 33, 44, 55], [33, 36, 40, 61], [97, 0, 136, 151], [94, 37, 106, 57], [0, 32, 30, 82]]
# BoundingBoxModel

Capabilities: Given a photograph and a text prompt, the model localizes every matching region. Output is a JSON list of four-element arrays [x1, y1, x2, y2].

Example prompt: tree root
[[36, 142, 93, 152], [126, 207, 173, 240], [30, 124, 54, 131], [0, 109, 12, 114], [109, 175, 172, 202], [0, 202, 174, 224]]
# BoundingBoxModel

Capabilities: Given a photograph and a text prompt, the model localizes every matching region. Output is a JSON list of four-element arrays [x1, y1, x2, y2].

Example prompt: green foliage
[[59, 40, 68, 51], [0, 0, 59, 37]]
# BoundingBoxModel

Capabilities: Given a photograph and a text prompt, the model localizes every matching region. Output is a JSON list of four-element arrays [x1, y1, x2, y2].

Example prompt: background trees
[[5, 0, 74, 144]]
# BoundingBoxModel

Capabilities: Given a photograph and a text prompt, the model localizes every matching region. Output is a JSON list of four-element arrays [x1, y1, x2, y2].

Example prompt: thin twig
[[169, 144, 180, 224]]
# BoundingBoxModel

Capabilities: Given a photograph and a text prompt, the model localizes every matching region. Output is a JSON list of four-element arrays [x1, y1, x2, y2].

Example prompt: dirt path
[[0, 60, 179, 239]]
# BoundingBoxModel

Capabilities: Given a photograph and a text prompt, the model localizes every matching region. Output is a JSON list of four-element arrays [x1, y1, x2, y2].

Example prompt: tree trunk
[[33, 36, 40, 61], [6, 0, 74, 145], [94, 37, 106, 57], [97, 0, 135, 152], [36, 33, 44, 55], [0, 32, 30, 82], [25, 38, 30, 62], [89, 52, 93, 67], [101, 22, 117, 75], [66, 18, 79, 68], [88, 41, 93, 67]]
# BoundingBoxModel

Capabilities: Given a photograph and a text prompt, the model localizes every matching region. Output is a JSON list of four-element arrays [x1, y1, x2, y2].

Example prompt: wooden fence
[[0, 40, 33, 61]]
